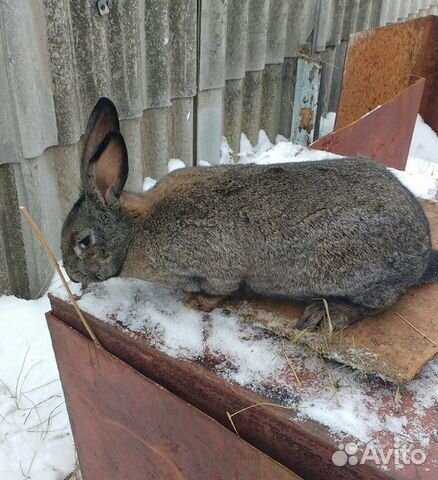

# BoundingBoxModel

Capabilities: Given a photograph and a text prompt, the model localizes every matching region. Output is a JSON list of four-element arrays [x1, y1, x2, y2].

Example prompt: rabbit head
[[61, 98, 133, 284]]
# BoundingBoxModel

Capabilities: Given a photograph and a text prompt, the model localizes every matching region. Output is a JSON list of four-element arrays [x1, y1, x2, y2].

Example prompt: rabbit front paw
[[183, 292, 225, 312]]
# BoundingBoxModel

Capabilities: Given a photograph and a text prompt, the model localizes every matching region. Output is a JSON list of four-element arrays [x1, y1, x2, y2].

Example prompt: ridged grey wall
[[1, 0, 436, 297], [0, 0, 197, 164]]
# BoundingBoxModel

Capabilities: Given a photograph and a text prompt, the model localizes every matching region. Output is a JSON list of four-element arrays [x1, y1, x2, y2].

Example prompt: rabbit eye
[[74, 233, 95, 257], [79, 235, 92, 249]]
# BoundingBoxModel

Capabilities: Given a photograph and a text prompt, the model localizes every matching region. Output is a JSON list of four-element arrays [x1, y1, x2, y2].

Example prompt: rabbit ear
[[87, 132, 129, 206], [81, 97, 120, 183]]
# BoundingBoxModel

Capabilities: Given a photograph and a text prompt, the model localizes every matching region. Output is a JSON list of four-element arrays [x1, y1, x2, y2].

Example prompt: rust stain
[[336, 16, 438, 133], [299, 108, 313, 134]]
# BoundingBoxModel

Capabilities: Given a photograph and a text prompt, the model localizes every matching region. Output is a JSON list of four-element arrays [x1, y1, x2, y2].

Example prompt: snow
[[220, 136, 234, 164], [167, 158, 186, 172], [389, 168, 438, 199], [409, 114, 438, 165], [142, 176, 157, 191], [1, 115, 438, 478], [319, 111, 337, 137], [0, 284, 75, 480], [198, 160, 211, 167], [76, 279, 204, 359], [207, 309, 282, 386]]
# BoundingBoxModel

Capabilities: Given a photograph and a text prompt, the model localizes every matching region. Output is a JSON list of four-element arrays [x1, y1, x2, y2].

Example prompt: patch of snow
[[73, 278, 204, 359], [319, 112, 337, 137], [254, 130, 273, 155], [384, 415, 408, 435], [237, 136, 343, 165], [405, 155, 438, 180], [207, 310, 283, 386], [388, 168, 438, 200], [406, 360, 438, 414], [0, 286, 75, 479], [409, 114, 438, 165], [275, 134, 289, 144], [198, 160, 211, 167], [50, 277, 438, 453], [142, 176, 157, 191], [220, 136, 234, 164], [299, 390, 382, 443], [168, 158, 186, 172], [237, 133, 255, 163]]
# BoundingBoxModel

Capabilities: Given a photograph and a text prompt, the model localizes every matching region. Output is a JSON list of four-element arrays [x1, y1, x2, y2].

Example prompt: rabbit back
[[122, 157, 432, 308]]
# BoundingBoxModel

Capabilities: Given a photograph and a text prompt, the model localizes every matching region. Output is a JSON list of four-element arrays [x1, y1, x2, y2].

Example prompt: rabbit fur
[[61, 98, 437, 330]]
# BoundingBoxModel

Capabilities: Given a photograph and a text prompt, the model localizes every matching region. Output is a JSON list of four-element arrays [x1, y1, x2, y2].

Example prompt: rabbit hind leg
[[296, 284, 405, 331], [296, 300, 378, 331]]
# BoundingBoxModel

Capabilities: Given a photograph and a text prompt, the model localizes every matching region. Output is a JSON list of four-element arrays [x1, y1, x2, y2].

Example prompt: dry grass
[[0, 350, 70, 479], [226, 402, 296, 436], [280, 340, 302, 386], [64, 455, 82, 480], [19, 207, 101, 347], [395, 312, 437, 346]]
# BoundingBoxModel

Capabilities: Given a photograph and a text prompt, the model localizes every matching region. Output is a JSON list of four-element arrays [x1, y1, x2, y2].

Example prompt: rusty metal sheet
[[46, 315, 300, 480], [310, 76, 425, 170], [336, 16, 438, 133]]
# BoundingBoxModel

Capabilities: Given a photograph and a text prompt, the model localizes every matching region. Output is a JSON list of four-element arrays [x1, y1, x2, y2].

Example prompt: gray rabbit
[[61, 98, 437, 330]]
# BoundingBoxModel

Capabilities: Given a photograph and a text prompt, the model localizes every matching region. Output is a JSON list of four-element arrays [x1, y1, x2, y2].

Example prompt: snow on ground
[[142, 176, 157, 192], [0, 278, 76, 480], [168, 158, 186, 173], [319, 111, 337, 138], [1, 117, 438, 478], [409, 115, 438, 166]]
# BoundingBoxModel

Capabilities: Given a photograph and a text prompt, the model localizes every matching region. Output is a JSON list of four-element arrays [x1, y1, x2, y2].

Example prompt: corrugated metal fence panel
[[200, 0, 316, 90], [0, 0, 197, 162], [198, 0, 318, 161], [1, 0, 436, 165], [0, 0, 58, 161]]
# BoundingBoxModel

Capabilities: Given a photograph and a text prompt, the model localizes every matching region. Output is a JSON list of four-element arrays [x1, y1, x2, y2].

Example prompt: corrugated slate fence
[[1, 0, 437, 298]]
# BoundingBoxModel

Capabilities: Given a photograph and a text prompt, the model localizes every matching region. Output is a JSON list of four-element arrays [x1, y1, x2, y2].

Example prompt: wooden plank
[[336, 16, 438, 134]]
